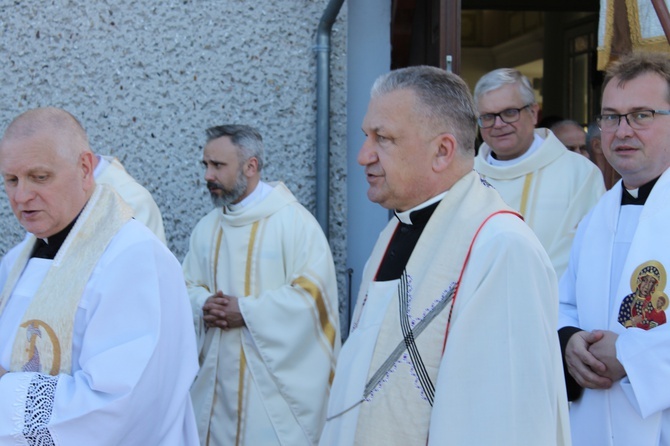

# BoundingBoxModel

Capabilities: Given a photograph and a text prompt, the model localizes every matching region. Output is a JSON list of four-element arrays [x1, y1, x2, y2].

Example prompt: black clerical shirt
[[375, 201, 440, 281], [31, 219, 77, 260], [621, 176, 659, 206]]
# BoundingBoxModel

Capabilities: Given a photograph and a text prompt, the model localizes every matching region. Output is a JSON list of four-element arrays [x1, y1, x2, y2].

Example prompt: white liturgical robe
[[94, 155, 167, 244], [320, 171, 570, 446], [559, 168, 670, 446], [184, 181, 340, 446], [0, 187, 199, 445], [475, 128, 605, 277]]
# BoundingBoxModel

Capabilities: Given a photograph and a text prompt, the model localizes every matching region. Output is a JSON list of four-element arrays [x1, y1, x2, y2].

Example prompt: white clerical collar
[[93, 154, 109, 179], [626, 188, 639, 198], [486, 133, 544, 166], [394, 191, 447, 225], [226, 180, 273, 211]]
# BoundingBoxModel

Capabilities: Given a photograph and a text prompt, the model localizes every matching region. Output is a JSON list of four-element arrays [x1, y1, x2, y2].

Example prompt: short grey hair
[[473, 68, 536, 106], [205, 124, 264, 172], [371, 65, 478, 152]]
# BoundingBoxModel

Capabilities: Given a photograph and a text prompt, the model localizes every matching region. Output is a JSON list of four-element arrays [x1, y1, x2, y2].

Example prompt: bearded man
[[182, 124, 340, 446]]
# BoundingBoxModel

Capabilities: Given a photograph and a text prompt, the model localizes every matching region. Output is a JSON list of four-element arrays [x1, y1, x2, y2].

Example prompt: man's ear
[[529, 103, 540, 126], [244, 157, 259, 177], [592, 138, 601, 152], [433, 133, 458, 173], [80, 151, 96, 188]]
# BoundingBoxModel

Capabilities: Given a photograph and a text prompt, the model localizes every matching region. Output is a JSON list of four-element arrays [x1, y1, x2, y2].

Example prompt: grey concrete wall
[[0, 1, 347, 293]]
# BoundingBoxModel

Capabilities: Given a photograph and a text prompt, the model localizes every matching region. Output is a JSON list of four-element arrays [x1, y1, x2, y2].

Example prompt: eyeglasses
[[596, 110, 670, 131], [478, 105, 532, 129]]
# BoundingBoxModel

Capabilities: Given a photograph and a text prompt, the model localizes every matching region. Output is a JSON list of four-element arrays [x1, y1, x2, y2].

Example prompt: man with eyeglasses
[[473, 68, 605, 278], [558, 51, 670, 446]]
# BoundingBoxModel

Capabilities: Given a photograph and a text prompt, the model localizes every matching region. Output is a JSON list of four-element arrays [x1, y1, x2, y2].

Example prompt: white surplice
[[559, 168, 670, 445], [0, 219, 199, 445]]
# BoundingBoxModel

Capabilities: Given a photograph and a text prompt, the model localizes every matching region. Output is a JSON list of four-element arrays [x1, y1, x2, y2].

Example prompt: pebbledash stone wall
[[0, 0, 348, 303]]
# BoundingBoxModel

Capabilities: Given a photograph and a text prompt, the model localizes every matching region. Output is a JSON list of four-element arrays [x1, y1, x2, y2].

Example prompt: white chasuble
[[184, 182, 340, 446], [321, 171, 570, 446], [475, 128, 605, 277], [95, 155, 167, 244]]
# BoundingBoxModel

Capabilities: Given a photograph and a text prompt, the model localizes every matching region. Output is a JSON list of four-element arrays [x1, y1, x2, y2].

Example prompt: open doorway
[[390, 0, 600, 125]]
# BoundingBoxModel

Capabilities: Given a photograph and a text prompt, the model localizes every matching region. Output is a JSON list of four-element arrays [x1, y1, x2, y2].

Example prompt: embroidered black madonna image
[[618, 261, 668, 330]]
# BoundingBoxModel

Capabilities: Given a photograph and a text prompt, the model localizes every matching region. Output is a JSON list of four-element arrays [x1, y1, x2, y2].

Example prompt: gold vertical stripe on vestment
[[235, 347, 247, 446], [527, 169, 543, 228], [519, 172, 534, 217], [212, 228, 223, 291], [207, 227, 224, 446], [292, 276, 336, 350], [245, 222, 259, 296], [235, 222, 258, 445]]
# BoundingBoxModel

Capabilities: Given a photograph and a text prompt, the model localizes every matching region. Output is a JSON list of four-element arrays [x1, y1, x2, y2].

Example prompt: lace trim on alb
[[23, 374, 57, 446]]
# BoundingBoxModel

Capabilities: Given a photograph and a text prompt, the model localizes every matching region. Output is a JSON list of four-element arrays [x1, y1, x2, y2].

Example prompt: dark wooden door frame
[[441, 0, 461, 73]]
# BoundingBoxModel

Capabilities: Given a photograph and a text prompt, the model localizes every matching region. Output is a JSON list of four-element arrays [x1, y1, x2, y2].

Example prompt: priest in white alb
[[559, 51, 670, 446], [0, 107, 200, 445]]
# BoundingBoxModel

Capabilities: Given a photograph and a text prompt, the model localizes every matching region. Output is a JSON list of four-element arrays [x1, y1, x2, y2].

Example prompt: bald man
[[0, 107, 199, 445], [551, 120, 590, 159]]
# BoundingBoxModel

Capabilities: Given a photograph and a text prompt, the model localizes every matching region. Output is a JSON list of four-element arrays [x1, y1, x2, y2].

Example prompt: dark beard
[[208, 171, 248, 207]]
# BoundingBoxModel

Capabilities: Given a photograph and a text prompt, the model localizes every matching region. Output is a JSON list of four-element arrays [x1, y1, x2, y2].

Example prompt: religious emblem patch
[[18, 319, 62, 375], [618, 261, 668, 330]]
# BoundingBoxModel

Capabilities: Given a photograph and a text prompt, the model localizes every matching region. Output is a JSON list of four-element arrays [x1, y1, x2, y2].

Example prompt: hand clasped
[[202, 291, 246, 330]]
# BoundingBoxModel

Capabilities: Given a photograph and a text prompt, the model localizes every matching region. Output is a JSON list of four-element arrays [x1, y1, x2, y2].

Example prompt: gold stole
[[0, 185, 133, 375], [354, 171, 517, 444]]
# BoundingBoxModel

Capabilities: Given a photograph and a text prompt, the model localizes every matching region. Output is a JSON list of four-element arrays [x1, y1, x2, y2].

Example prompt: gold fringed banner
[[598, 0, 670, 70]]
